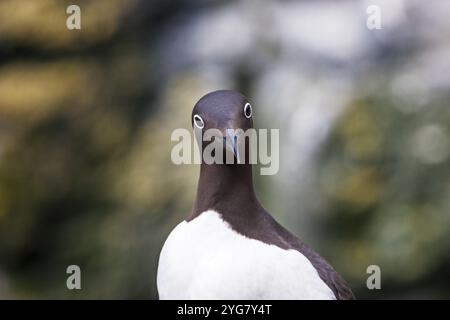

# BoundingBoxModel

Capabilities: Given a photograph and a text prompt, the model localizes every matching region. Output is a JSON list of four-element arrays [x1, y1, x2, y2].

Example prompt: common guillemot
[[157, 90, 354, 300]]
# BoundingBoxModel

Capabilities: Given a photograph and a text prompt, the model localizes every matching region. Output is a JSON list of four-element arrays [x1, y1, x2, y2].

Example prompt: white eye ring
[[193, 114, 204, 129], [244, 103, 252, 119]]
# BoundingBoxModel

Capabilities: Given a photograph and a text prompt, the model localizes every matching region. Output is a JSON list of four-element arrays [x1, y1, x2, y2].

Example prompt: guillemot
[[157, 90, 355, 300]]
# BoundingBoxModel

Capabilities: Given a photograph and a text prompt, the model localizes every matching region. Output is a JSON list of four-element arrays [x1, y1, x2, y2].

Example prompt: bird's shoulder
[[263, 212, 356, 300]]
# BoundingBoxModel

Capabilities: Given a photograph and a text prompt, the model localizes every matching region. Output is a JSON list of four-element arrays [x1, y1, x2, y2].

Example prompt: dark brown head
[[191, 90, 254, 163], [192, 90, 253, 131]]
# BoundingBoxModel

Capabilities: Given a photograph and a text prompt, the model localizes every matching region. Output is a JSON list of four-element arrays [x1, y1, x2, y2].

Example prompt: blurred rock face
[[0, 0, 449, 299]]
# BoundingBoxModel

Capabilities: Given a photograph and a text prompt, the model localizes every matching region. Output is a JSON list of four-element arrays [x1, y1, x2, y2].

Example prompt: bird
[[157, 90, 355, 300]]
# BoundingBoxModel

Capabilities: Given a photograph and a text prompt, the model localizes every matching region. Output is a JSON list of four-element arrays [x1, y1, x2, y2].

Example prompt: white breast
[[157, 210, 335, 300]]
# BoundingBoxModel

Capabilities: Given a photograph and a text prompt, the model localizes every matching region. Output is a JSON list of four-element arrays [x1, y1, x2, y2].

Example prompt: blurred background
[[0, 0, 449, 299]]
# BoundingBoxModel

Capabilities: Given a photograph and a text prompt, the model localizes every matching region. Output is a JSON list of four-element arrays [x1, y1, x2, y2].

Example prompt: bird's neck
[[189, 163, 260, 220]]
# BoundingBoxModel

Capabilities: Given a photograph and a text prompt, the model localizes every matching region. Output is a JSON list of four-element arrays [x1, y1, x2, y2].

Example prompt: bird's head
[[192, 90, 254, 164]]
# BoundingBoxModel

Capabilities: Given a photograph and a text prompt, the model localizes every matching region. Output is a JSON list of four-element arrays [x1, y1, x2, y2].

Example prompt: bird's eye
[[193, 114, 204, 129], [244, 103, 252, 119]]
